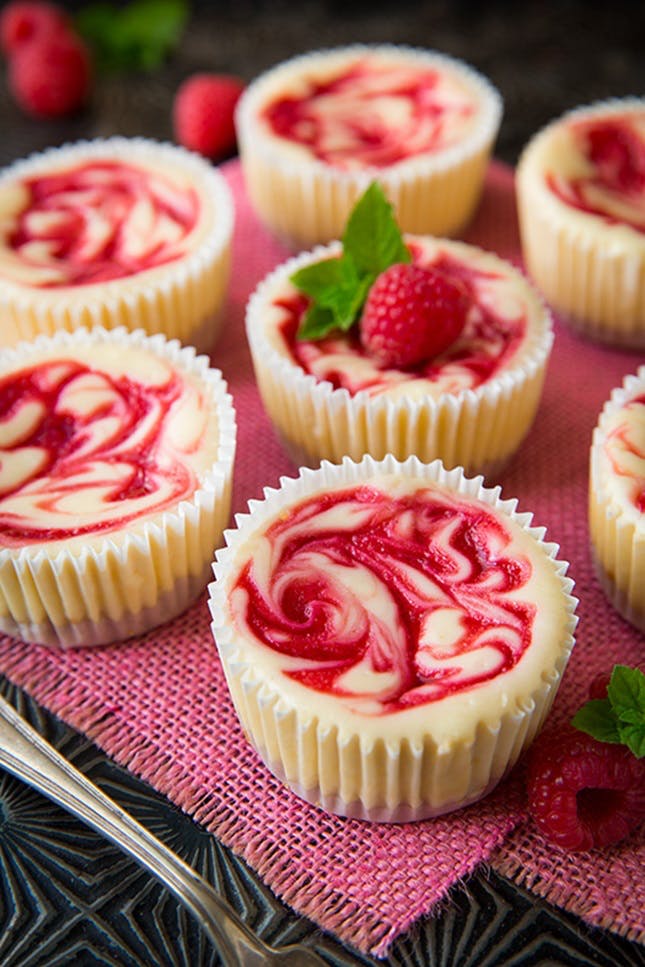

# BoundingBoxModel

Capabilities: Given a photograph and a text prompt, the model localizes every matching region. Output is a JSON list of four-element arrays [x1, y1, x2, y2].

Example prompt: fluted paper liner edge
[[589, 365, 645, 632]]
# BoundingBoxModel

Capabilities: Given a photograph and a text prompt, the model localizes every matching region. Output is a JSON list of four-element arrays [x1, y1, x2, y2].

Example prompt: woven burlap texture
[[0, 161, 642, 957]]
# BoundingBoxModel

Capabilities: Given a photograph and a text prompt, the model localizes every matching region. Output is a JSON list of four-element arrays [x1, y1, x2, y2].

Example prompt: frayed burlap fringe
[[491, 831, 645, 946]]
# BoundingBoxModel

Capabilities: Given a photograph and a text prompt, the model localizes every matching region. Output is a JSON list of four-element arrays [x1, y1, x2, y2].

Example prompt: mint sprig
[[77, 0, 188, 73], [572, 665, 645, 758], [291, 182, 411, 341]]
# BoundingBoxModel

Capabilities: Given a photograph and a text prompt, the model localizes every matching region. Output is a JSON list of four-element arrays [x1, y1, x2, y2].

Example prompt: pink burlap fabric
[[0, 161, 642, 957]]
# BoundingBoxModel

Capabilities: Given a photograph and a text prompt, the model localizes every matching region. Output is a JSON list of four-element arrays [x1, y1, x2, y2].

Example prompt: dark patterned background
[[0, 1, 644, 963], [2, 680, 643, 966], [0, 0, 644, 168]]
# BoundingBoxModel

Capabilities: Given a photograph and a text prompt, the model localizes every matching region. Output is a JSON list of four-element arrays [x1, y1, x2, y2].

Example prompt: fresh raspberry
[[359, 263, 469, 367], [527, 724, 645, 851], [8, 31, 91, 118], [0, 1, 68, 57], [588, 671, 612, 700], [173, 74, 245, 160]]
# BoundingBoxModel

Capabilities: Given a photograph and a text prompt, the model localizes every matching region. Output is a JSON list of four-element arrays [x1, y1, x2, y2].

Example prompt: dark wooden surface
[[0, 0, 643, 170]]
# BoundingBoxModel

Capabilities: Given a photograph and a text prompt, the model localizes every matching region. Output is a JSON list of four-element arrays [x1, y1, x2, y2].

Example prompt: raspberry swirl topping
[[0, 159, 199, 287], [276, 250, 527, 397], [603, 393, 645, 513], [0, 347, 209, 547], [546, 112, 645, 233], [262, 57, 477, 169], [231, 483, 536, 715]]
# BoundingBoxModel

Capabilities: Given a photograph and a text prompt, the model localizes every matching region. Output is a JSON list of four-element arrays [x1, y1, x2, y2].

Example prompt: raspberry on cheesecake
[[246, 234, 553, 475], [359, 262, 470, 367]]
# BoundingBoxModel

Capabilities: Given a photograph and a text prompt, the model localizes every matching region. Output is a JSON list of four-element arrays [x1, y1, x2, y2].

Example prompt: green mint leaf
[[571, 699, 622, 744], [324, 272, 373, 332], [77, 0, 188, 72], [342, 182, 411, 276], [298, 304, 337, 341], [572, 666, 645, 757], [292, 254, 373, 338], [297, 271, 373, 340], [290, 257, 348, 303], [120, 0, 188, 66], [617, 706, 645, 726], [290, 182, 410, 341], [618, 722, 645, 759], [608, 665, 645, 723], [608, 666, 645, 758], [76, 4, 116, 66]]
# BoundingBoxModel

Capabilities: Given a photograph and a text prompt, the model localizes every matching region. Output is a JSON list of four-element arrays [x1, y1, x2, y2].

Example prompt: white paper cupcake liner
[[0, 138, 234, 353], [0, 326, 236, 647], [209, 454, 578, 823], [236, 45, 502, 248], [517, 99, 645, 348], [589, 366, 645, 632], [246, 239, 553, 476]]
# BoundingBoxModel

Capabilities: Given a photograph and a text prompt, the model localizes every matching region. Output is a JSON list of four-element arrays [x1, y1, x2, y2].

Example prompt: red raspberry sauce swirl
[[263, 59, 475, 169], [546, 115, 645, 233], [606, 393, 645, 512], [0, 358, 199, 546], [278, 252, 526, 395], [235, 485, 535, 714], [7, 160, 199, 286]]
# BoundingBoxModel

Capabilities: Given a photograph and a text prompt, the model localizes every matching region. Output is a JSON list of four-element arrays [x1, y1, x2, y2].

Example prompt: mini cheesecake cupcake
[[0, 138, 234, 352], [209, 455, 577, 822], [0, 326, 236, 647], [236, 45, 502, 248], [246, 230, 553, 476], [589, 367, 645, 631], [517, 99, 645, 347]]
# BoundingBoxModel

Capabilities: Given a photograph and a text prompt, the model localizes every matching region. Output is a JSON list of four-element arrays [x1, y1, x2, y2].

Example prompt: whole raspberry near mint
[[173, 74, 245, 160], [360, 262, 470, 367], [0, 1, 68, 58], [527, 724, 645, 851], [257, 181, 553, 473], [588, 671, 612, 700], [8, 30, 91, 118]]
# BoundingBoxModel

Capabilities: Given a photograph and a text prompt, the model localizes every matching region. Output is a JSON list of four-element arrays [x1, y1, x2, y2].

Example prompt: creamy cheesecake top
[[520, 103, 645, 237], [546, 109, 645, 233], [0, 158, 201, 289], [0, 342, 220, 550], [595, 379, 645, 526], [258, 237, 547, 401], [221, 474, 570, 741], [245, 47, 498, 172]]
